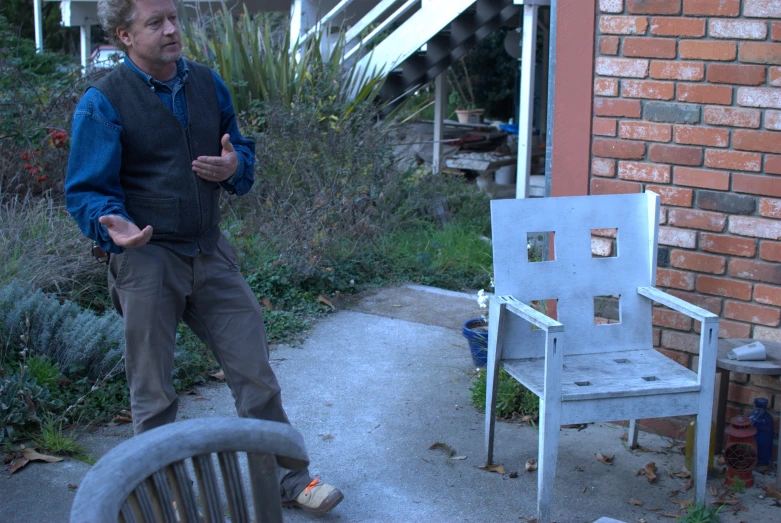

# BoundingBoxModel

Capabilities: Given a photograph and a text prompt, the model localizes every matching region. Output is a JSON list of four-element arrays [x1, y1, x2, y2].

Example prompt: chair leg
[[693, 411, 713, 505], [537, 400, 560, 523], [484, 300, 507, 466], [628, 419, 640, 449]]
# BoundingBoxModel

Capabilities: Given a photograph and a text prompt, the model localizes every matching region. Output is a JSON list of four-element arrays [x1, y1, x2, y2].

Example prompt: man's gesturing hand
[[192, 133, 238, 183], [99, 215, 153, 248]]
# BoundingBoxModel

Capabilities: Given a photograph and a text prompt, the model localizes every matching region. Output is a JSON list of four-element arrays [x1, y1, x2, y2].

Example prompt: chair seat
[[502, 349, 699, 402]]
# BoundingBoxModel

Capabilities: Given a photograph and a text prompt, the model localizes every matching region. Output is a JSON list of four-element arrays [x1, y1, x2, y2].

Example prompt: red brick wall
[[590, 0, 781, 427]]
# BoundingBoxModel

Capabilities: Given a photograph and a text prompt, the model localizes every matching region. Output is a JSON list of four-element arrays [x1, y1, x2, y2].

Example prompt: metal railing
[[299, 0, 422, 62]]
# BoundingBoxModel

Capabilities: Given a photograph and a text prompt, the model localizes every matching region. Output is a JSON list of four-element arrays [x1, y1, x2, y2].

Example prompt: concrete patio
[[2, 285, 779, 522]]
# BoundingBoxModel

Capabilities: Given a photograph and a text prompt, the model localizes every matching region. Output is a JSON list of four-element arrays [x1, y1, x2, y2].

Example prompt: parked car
[[89, 45, 125, 69]]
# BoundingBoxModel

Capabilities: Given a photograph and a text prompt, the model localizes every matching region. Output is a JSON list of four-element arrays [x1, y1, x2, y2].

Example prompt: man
[[65, 0, 342, 514]]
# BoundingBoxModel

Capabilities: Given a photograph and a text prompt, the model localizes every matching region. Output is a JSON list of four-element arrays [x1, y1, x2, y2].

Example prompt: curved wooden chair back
[[70, 418, 309, 523]]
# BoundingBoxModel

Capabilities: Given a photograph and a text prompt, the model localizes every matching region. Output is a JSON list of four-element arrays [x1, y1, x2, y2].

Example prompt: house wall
[[589, 0, 781, 433]]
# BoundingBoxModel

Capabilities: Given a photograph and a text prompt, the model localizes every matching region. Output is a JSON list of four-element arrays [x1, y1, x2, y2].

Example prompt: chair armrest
[[637, 286, 719, 325], [496, 295, 564, 333]]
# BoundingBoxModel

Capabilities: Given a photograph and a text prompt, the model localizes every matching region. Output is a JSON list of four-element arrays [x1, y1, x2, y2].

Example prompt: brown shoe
[[283, 476, 343, 515]]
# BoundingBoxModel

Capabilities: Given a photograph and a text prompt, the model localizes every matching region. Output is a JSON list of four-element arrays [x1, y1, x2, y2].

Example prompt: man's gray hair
[[97, 0, 137, 52]]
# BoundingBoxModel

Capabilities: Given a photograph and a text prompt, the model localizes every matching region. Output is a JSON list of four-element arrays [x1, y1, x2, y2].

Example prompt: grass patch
[[34, 418, 86, 457], [470, 368, 539, 420]]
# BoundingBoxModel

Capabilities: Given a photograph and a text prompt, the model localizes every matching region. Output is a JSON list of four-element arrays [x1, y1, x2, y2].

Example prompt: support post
[[432, 72, 448, 174], [80, 24, 92, 74], [516, 4, 538, 199], [33, 0, 44, 53], [538, 11, 549, 140]]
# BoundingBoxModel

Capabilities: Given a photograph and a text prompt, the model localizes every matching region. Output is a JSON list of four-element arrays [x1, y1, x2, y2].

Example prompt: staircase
[[293, 0, 520, 103]]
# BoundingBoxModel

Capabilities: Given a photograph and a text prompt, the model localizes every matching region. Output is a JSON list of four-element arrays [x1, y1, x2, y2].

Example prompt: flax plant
[[179, 5, 386, 115]]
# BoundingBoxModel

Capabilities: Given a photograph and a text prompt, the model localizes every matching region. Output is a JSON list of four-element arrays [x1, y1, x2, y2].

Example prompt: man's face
[[118, 0, 181, 75]]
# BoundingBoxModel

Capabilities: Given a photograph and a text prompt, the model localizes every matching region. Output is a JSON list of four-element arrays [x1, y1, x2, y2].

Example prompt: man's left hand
[[192, 134, 238, 183]]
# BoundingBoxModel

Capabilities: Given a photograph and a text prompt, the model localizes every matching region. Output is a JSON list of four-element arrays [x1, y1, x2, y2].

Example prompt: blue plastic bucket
[[462, 318, 488, 367]]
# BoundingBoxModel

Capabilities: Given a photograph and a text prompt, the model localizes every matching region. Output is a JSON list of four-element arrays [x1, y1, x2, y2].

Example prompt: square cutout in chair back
[[591, 228, 617, 258], [594, 295, 621, 325], [527, 232, 554, 263]]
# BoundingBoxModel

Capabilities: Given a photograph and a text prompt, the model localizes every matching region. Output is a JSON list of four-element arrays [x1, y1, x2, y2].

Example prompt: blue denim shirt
[[65, 57, 256, 253]]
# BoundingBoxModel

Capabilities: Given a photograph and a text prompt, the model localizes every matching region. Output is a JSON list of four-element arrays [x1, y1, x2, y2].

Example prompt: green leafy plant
[[727, 476, 746, 494], [447, 59, 477, 110], [0, 364, 62, 442], [25, 355, 60, 390], [677, 502, 723, 523], [470, 368, 539, 419]]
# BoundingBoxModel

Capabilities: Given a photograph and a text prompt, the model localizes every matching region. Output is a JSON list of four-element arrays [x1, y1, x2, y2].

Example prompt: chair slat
[[148, 471, 178, 523], [131, 482, 158, 522], [248, 453, 284, 523], [167, 461, 201, 523], [218, 452, 250, 523], [193, 454, 223, 523], [119, 503, 135, 523]]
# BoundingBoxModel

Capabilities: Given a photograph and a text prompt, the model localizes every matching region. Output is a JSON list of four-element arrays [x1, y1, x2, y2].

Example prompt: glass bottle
[[749, 398, 774, 465]]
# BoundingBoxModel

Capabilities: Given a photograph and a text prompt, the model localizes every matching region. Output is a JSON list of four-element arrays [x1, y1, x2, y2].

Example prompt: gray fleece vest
[[93, 61, 222, 256]]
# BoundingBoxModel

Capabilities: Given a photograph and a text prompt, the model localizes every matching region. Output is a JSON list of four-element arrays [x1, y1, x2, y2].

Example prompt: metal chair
[[70, 418, 309, 523], [484, 192, 719, 523]]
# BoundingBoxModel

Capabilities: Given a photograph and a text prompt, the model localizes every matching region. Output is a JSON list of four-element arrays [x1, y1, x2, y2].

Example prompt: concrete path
[[2, 285, 779, 522]]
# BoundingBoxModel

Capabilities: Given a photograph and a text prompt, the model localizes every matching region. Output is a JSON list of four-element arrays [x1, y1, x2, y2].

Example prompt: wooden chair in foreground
[[484, 192, 719, 523], [70, 418, 309, 523]]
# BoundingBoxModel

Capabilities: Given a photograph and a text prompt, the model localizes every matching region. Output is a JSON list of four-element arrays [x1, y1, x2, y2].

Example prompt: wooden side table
[[714, 338, 781, 490]]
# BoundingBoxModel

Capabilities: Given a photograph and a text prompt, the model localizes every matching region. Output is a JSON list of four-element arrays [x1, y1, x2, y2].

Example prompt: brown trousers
[[108, 234, 310, 501]]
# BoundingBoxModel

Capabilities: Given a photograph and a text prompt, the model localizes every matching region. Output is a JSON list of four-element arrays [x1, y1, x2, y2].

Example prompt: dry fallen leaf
[[670, 498, 693, 509], [477, 464, 507, 474], [629, 499, 644, 506], [645, 507, 662, 511], [429, 442, 456, 457], [450, 456, 467, 460], [596, 452, 614, 465], [671, 470, 691, 479], [522, 518, 537, 523], [68, 484, 78, 491], [709, 486, 719, 497], [684, 478, 693, 491], [660, 514, 681, 519], [317, 294, 335, 309], [509, 471, 519, 478], [525, 459, 538, 472], [620, 432, 628, 441], [210, 370, 225, 380], [8, 455, 29, 474], [113, 414, 132, 423], [318, 433, 334, 441], [762, 486, 781, 500], [637, 462, 657, 483], [23, 449, 64, 464], [261, 297, 274, 310], [9, 449, 64, 474], [710, 499, 739, 506], [668, 489, 680, 497]]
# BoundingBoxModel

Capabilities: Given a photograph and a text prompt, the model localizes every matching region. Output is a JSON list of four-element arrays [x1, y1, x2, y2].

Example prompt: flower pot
[[455, 109, 485, 125], [462, 318, 488, 367]]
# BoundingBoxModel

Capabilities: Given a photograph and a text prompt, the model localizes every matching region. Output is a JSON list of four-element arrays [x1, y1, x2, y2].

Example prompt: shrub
[[0, 14, 100, 198], [0, 364, 62, 442], [0, 196, 106, 306], [0, 281, 124, 380]]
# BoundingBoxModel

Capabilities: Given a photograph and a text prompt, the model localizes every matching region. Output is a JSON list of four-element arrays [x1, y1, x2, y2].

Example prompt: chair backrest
[[70, 418, 309, 523], [491, 192, 660, 358]]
